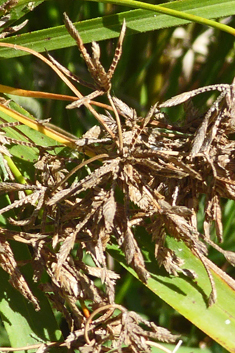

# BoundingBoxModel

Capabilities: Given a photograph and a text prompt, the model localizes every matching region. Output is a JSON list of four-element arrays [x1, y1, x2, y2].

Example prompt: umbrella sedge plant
[[0, 1, 235, 352]]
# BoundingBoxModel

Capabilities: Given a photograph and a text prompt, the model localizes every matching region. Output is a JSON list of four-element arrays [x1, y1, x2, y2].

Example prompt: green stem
[[4, 155, 32, 195], [84, 0, 235, 36]]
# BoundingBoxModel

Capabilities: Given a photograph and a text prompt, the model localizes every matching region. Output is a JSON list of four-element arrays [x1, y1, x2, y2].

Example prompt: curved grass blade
[[107, 236, 235, 352], [0, 0, 235, 58], [85, 0, 235, 36], [0, 84, 114, 112]]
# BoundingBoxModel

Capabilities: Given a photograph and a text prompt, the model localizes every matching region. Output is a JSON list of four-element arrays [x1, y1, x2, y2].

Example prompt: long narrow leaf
[[86, 0, 235, 35], [107, 236, 235, 352], [0, 0, 235, 58]]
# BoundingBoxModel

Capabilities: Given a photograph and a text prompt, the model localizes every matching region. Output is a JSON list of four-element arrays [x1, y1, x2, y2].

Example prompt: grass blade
[[85, 0, 235, 35], [0, 0, 235, 58], [107, 235, 235, 352]]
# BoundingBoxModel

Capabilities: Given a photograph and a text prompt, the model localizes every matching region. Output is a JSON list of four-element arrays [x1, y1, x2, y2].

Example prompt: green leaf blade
[[108, 236, 235, 352], [0, 0, 235, 58]]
